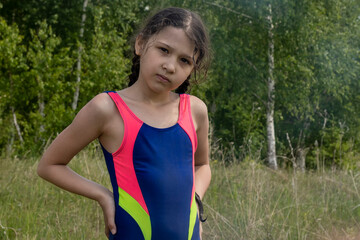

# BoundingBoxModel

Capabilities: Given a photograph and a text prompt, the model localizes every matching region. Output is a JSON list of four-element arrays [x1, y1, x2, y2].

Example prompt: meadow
[[1, 145, 360, 240]]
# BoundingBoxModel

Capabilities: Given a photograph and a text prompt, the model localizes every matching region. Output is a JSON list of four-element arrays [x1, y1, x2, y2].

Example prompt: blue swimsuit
[[101, 91, 200, 240]]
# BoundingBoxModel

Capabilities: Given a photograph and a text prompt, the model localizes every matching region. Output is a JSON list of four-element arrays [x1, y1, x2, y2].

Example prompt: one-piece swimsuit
[[101, 91, 200, 240]]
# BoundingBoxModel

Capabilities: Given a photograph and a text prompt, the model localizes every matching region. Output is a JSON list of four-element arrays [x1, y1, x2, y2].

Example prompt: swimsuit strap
[[105, 91, 197, 150], [106, 91, 143, 124], [105, 91, 144, 155], [178, 94, 198, 150]]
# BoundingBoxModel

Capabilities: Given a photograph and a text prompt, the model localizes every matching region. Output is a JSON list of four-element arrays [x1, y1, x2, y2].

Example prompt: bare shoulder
[[71, 92, 118, 134], [85, 92, 116, 117], [39, 93, 118, 166], [189, 95, 208, 121], [189, 95, 209, 132]]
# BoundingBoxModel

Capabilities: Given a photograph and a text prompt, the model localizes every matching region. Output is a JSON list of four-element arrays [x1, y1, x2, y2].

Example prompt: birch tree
[[0, 18, 27, 151], [80, 6, 130, 102], [72, 0, 89, 111], [274, 0, 360, 169], [27, 21, 72, 142], [265, 3, 277, 169]]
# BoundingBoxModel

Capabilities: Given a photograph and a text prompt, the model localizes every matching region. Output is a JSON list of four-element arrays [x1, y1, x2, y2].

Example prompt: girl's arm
[[191, 96, 211, 200], [37, 93, 117, 237], [191, 96, 211, 239]]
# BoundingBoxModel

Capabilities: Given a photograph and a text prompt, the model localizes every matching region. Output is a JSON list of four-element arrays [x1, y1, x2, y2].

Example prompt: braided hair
[[128, 7, 211, 93]]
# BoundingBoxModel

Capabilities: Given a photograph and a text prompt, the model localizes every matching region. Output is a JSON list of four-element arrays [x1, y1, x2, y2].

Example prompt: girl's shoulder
[[188, 94, 208, 122], [88, 92, 115, 110], [80, 93, 118, 122]]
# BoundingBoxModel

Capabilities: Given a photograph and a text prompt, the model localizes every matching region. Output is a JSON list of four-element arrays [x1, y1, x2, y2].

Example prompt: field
[[1, 147, 360, 240]]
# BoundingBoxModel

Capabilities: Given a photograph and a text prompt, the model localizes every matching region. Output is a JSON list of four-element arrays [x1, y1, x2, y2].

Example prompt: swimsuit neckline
[[116, 92, 183, 130]]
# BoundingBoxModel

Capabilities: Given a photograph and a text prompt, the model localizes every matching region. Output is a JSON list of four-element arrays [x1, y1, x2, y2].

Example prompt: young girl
[[38, 7, 211, 240]]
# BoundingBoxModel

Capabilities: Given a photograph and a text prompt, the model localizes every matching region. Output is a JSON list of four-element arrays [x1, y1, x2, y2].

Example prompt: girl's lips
[[157, 74, 170, 82]]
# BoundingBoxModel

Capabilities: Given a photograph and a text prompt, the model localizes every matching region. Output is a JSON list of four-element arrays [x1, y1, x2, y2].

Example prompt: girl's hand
[[98, 189, 116, 237]]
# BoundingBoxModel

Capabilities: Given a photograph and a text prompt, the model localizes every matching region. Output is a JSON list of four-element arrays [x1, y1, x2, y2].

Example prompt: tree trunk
[[266, 3, 278, 170], [37, 76, 45, 133], [6, 132, 15, 155], [296, 148, 308, 172], [11, 106, 24, 144], [9, 73, 24, 145], [72, 0, 89, 111], [38, 92, 45, 132], [315, 140, 320, 172]]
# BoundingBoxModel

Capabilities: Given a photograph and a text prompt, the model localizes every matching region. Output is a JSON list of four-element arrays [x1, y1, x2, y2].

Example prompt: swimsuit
[[101, 91, 200, 240]]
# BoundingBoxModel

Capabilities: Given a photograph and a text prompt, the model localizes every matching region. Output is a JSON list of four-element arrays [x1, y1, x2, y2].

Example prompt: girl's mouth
[[157, 74, 170, 83]]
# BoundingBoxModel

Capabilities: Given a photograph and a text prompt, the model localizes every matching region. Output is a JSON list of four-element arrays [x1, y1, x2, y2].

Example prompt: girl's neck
[[122, 81, 177, 106]]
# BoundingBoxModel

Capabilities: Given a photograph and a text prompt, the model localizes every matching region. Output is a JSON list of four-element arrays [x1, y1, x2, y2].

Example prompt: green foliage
[[191, 0, 360, 167], [0, 1, 147, 156], [0, 0, 359, 168], [0, 17, 28, 154], [80, 6, 130, 106], [274, 0, 360, 168], [26, 21, 73, 144]]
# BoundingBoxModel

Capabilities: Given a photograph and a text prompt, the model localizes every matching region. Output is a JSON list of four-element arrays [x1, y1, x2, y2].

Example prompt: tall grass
[[0, 146, 109, 240], [1, 146, 360, 239], [202, 151, 360, 240]]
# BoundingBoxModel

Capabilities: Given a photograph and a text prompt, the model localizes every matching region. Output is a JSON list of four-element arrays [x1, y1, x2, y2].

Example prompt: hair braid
[[175, 76, 190, 94], [128, 52, 140, 87]]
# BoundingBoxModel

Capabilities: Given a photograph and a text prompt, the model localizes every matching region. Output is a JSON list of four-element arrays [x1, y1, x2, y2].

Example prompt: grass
[[203, 160, 360, 239], [1, 147, 360, 239]]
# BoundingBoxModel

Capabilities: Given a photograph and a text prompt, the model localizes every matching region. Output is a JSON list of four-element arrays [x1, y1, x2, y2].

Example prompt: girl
[[38, 7, 211, 240]]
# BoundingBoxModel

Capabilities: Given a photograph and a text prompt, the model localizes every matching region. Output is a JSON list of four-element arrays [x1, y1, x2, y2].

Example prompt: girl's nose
[[162, 61, 175, 73]]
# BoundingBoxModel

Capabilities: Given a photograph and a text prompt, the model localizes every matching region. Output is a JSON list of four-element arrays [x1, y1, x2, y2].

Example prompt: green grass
[[1, 148, 360, 239], [203, 160, 360, 240]]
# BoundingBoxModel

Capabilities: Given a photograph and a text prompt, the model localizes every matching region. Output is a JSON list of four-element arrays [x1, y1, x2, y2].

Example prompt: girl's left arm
[[191, 96, 211, 199]]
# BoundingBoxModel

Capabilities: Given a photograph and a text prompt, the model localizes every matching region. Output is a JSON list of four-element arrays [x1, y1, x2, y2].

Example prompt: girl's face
[[135, 26, 196, 94]]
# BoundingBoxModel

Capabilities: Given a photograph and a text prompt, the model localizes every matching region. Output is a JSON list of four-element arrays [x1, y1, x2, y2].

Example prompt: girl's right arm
[[37, 93, 117, 237]]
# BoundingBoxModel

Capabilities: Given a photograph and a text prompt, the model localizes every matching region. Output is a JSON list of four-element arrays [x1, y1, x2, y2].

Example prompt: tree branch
[[203, 1, 252, 19]]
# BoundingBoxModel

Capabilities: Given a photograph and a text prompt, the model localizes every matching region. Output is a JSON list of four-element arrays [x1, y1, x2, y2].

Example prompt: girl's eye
[[181, 58, 191, 65], [160, 47, 169, 53]]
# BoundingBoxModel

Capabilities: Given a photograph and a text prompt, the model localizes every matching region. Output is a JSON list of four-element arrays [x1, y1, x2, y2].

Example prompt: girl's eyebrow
[[157, 41, 193, 60]]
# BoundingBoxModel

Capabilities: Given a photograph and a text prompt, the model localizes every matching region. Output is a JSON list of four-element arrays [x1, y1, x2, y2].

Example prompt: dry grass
[[202, 159, 360, 240], [1, 146, 360, 239]]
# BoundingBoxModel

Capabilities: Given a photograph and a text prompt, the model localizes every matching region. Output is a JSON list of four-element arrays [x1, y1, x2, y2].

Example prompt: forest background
[[1, 0, 359, 170], [1, 0, 360, 239], [0, 0, 360, 169]]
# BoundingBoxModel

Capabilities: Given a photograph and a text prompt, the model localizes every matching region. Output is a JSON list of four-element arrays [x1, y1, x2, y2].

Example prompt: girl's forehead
[[150, 26, 196, 56]]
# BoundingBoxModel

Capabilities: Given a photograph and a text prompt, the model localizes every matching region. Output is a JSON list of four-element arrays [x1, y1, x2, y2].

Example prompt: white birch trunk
[[37, 76, 45, 133], [72, 0, 89, 111], [9, 73, 24, 145], [266, 4, 278, 170], [6, 132, 15, 155], [38, 93, 45, 133], [11, 106, 24, 144]]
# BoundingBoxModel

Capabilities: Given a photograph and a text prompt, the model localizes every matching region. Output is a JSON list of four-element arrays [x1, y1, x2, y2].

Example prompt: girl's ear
[[135, 35, 144, 56]]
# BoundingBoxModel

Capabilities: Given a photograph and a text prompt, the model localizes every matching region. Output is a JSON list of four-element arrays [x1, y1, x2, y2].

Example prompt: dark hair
[[128, 7, 211, 93]]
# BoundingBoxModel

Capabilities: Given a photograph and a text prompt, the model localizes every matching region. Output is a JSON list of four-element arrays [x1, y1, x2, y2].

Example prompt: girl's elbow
[[37, 163, 45, 178], [37, 158, 48, 179]]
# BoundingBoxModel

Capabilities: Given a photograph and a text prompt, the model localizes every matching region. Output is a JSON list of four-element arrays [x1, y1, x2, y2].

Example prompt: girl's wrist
[[94, 185, 113, 204]]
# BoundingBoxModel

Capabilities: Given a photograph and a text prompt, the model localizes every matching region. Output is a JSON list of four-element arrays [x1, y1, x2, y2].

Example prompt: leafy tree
[[79, 5, 131, 106], [0, 0, 359, 168], [26, 21, 73, 146], [0, 17, 27, 154], [275, 0, 360, 169]]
